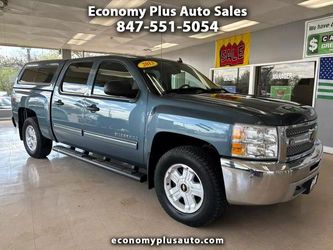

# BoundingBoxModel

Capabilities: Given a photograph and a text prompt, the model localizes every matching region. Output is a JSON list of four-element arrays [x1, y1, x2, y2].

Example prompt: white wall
[[250, 21, 305, 64], [161, 42, 215, 77], [162, 20, 306, 76]]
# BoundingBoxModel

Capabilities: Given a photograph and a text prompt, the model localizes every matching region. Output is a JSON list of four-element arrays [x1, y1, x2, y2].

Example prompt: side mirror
[[104, 80, 138, 98]]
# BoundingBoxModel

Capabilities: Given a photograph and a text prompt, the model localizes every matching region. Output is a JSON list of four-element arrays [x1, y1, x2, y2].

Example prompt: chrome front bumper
[[221, 139, 323, 205]]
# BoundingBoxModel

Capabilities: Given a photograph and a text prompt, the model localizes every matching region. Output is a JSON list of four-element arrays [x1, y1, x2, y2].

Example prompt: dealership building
[[0, 0, 333, 249]]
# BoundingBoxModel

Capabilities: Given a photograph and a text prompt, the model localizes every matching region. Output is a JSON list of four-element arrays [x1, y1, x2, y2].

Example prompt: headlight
[[232, 124, 278, 159]]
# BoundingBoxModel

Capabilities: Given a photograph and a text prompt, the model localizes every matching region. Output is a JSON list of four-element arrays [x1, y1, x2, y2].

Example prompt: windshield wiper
[[164, 87, 207, 94], [164, 87, 227, 95], [203, 88, 227, 93]]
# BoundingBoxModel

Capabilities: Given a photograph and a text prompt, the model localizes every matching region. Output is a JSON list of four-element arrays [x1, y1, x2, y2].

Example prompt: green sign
[[307, 32, 333, 56], [270, 86, 292, 101], [304, 16, 333, 57]]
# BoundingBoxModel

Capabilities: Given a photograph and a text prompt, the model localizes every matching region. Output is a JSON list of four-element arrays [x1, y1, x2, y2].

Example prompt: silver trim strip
[[84, 131, 138, 150], [53, 123, 82, 136], [277, 126, 287, 162]]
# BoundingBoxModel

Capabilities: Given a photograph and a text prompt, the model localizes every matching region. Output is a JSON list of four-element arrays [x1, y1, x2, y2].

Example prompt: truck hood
[[170, 93, 317, 126]]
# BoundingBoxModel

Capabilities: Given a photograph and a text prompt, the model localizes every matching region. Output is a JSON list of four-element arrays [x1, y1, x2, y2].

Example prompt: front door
[[52, 61, 93, 149], [83, 60, 146, 165]]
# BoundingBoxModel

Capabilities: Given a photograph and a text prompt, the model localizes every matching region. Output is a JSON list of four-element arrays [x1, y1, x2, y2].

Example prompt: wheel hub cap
[[164, 164, 204, 214], [25, 125, 37, 152], [180, 183, 188, 192]]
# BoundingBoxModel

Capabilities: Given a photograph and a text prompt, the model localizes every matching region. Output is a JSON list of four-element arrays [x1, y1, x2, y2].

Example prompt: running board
[[53, 145, 147, 182]]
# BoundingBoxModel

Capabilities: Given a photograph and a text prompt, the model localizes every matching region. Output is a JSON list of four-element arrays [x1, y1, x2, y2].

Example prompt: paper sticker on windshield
[[138, 61, 158, 69]]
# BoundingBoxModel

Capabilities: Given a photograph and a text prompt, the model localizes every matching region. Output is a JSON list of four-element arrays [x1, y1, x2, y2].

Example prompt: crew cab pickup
[[11, 56, 323, 227]]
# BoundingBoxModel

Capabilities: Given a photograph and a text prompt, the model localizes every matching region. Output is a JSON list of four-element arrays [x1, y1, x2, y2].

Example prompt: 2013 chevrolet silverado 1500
[[11, 56, 323, 227]]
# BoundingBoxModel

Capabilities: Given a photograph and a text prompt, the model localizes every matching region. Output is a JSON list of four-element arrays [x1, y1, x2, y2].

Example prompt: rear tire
[[154, 146, 227, 227], [23, 117, 52, 158]]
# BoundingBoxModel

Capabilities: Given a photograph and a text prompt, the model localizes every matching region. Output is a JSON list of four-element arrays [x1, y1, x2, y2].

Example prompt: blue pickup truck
[[11, 55, 323, 226]]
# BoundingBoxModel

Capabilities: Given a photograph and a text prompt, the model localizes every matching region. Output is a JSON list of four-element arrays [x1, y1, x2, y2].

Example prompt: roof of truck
[[24, 54, 174, 65]]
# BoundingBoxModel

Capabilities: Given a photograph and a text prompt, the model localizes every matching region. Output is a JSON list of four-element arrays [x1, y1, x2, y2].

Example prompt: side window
[[61, 62, 93, 94], [20, 63, 59, 84], [93, 61, 138, 98]]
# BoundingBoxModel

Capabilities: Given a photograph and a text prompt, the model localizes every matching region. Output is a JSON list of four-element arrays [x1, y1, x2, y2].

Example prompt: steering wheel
[[178, 84, 191, 89]]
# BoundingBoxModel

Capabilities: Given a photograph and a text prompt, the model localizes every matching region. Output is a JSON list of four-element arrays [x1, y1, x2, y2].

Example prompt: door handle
[[54, 99, 64, 106], [86, 104, 100, 113]]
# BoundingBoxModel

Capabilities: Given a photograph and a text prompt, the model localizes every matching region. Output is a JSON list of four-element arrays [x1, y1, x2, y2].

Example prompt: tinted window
[[61, 62, 93, 94], [20, 63, 58, 84], [93, 61, 137, 97]]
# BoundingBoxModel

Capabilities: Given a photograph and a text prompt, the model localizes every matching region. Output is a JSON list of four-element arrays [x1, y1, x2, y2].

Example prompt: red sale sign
[[215, 33, 250, 67]]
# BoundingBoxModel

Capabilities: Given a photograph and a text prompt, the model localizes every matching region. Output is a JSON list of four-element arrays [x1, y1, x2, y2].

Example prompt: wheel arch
[[18, 107, 38, 140], [147, 131, 221, 189]]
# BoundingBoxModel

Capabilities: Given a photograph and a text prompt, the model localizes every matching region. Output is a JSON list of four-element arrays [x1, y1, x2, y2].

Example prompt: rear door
[[83, 59, 147, 165], [52, 60, 93, 149]]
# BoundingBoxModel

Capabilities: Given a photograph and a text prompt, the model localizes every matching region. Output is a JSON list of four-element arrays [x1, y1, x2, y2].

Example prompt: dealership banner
[[304, 16, 333, 58], [215, 33, 250, 68], [317, 57, 333, 100]]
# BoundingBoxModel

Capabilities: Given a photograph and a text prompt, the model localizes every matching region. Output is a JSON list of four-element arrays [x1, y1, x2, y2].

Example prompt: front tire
[[23, 117, 52, 158], [154, 146, 227, 227]]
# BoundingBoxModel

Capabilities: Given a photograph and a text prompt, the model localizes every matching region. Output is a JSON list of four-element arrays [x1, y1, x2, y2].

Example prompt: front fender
[[144, 105, 232, 165]]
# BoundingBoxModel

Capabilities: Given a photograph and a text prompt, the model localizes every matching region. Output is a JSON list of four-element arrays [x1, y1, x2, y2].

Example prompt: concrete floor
[[0, 120, 332, 250]]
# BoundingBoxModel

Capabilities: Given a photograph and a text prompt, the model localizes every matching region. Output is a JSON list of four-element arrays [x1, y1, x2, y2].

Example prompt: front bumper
[[221, 139, 323, 205]]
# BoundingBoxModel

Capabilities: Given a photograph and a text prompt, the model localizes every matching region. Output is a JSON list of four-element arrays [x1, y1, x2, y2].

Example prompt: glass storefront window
[[0, 46, 61, 95], [212, 67, 250, 94], [256, 61, 316, 106], [71, 51, 84, 59], [71, 51, 109, 58], [84, 52, 109, 57]]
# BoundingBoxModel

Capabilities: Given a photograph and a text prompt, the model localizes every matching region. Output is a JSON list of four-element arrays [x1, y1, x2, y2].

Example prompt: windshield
[[136, 60, 224, 95]]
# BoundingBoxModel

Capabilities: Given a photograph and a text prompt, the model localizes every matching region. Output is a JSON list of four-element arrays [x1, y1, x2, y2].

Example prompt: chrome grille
[[280, 120, 318, 161]]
